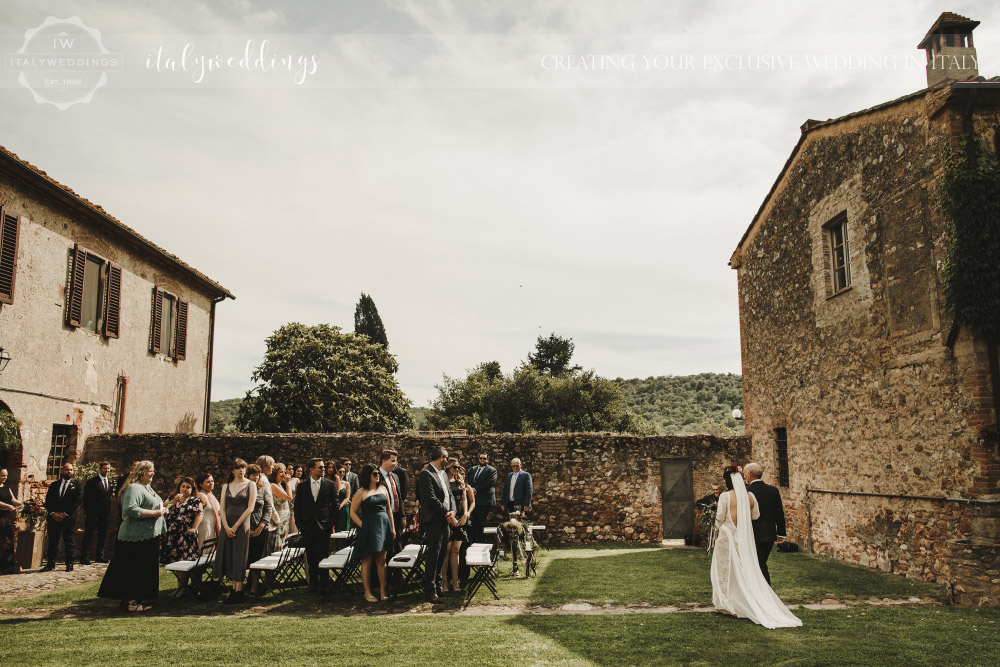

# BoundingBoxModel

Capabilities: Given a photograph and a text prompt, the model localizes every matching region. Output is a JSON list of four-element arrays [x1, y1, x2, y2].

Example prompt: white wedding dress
[[710, 474, 802, 629]]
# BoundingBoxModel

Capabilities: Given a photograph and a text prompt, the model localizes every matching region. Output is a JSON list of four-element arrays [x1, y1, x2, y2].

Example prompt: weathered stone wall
[[83, 432, 750, 544], [732, 86, 1000, 604]]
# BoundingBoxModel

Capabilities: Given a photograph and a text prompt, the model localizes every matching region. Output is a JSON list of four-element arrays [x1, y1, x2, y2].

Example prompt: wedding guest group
[[68, 447, 502, 609]]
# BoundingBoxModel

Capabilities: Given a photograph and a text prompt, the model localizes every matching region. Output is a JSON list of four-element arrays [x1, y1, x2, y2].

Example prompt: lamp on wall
[[731, 408, 744, 421], [0, 347, 10, 372]]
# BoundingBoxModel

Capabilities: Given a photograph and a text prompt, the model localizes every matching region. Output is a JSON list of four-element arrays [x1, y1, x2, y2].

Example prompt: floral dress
[[160, 495, 203, 564]]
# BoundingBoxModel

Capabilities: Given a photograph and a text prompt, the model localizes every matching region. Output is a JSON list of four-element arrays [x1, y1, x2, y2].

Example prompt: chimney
[[918, 12, 980, 86]]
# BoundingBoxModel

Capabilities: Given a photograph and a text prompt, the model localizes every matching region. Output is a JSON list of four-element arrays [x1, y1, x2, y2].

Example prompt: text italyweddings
[[146, 39, 319, 84]]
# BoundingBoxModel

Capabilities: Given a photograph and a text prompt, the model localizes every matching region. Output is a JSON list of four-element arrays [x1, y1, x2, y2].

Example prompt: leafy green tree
[[425, 360, 652, 435], [237, 323, 413, 433], [526, 333, 582, 377], [353, 293, 389, 348]]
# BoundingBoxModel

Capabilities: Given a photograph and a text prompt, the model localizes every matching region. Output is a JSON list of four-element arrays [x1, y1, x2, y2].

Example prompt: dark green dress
[[351, 493, 392, 560], [336, 486, 351, 531]]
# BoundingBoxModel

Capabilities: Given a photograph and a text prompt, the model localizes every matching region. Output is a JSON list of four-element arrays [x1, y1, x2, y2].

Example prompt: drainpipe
[[203, 295, 228, 433], [117, 375, 128, 434]]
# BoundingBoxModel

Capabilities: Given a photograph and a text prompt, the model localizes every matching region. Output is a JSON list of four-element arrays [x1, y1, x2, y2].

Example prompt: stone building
[[730, 13, 1000, 604], [0, 144, 234, 484]]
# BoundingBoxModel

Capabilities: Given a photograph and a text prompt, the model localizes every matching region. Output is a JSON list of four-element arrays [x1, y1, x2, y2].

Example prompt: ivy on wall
[[0, 410, 19, 454], [939, 136, 1000, 338]]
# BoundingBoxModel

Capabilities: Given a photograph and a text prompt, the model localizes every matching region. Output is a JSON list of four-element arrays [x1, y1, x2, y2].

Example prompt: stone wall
[[83, 432, 750, 544], [731, 84, 1000, 604]]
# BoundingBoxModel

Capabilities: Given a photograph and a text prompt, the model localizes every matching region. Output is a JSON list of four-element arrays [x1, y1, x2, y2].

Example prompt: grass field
[[1, 546, 997, 666]]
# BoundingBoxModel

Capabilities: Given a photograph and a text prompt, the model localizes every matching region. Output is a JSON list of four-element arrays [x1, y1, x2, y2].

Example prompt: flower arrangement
[[20, 494, 47, 531]]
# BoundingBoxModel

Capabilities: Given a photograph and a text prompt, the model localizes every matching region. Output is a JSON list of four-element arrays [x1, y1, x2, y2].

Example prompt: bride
[[710, 465, 802, 629]]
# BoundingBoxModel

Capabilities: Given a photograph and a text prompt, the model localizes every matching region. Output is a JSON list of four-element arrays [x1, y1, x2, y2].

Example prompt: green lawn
[[1, 547, 995, 666]]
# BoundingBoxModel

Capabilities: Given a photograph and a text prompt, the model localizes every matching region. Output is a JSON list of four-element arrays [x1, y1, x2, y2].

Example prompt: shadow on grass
[[527, 547, 947, 608], [505, 606, 1000, 667]]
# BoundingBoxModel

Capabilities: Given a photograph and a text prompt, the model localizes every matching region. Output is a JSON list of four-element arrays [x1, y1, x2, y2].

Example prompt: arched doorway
[[0, 402, 23, 486]]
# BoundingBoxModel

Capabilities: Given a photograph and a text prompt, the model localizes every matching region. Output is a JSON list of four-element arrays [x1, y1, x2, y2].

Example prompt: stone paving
[[0, 563, 108, 604]]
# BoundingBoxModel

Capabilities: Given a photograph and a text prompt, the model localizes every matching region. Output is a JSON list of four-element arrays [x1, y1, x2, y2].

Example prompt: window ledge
[[826, 286, 853, 301]]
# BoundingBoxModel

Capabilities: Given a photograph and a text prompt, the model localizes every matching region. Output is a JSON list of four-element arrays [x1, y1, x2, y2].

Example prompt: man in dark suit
[[42, 463, 82, 572], [80, 461, 113, 564], [293, 458, 338, 591], [418, 446, 457, 602], [467, 451, 497, 544], [378, 449, 405, 539], [501, 458, 532, 513], [745, 462, 787, 585], [378, 448, 405, 586], [340, 457, 359, 496]]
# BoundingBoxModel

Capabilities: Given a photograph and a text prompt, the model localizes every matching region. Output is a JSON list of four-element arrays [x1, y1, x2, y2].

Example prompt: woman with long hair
[[335, 464, 352, 531], [441, 459, 474, 592], [194, 473, 221, 547], [0, 469, 24, 574], [98, 460, 166, 612], [217, 458, 256, 603], [268, 463, 292, 552], [161, 477, 204, 597], [710, 465, 801, 629], [349, 463, 395, 602]]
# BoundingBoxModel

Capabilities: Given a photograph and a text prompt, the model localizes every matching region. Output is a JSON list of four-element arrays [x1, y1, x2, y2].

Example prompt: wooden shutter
[[0, 207, 19, 304], [66, 244, 87, 327], [150, 287, 162, 353], [175, 299, 188, 360], [103, 263, 122, 339]]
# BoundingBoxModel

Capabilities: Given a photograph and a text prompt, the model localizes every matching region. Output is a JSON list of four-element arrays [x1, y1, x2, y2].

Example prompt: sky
[[3, 0, 999, 408]]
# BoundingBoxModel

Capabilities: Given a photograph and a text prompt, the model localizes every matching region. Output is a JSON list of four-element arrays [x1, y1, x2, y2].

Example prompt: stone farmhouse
[[0, 145, 234, 485], [730, 13, 1000, 604]]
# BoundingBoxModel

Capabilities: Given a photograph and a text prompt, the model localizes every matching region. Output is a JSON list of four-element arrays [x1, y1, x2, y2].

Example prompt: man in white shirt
[[501, 458, 532, 513], [417, 446, 457, 602], [80, 461, 113, 564], [42, 463, 82, 572]]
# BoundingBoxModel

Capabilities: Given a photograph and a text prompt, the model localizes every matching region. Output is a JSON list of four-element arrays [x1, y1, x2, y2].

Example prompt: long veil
[[729, 473, 802, 628]]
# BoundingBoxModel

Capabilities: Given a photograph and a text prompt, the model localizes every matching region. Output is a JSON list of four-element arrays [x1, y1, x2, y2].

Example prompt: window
[[825, 213, 851, 294], [0, 206, 20, 304], [46, 425, 74, 479], [150, 287, 188, 360], [775, 427, 790, 487], [66, 244, 121, 337]]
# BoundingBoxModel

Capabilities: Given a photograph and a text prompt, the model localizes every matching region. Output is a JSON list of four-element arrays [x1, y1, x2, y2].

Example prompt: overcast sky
[[3, 1, 998, 407]]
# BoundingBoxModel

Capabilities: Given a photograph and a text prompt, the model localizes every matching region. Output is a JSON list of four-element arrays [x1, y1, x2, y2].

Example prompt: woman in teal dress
[[336, 464, 351, 531], [98, 460, 166, 612], [349, 464, 394, 602]]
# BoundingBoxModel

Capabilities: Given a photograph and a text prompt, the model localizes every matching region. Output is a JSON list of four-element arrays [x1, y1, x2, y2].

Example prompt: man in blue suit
[[501, 458, 532, 513]]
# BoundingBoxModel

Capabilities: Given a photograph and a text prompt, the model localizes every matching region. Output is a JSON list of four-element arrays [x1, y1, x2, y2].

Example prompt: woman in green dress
[[336, 464, 352, 531], [349, 464, 394, 602], [98, 460, 166, 612]]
